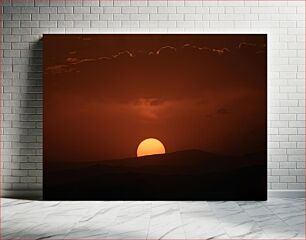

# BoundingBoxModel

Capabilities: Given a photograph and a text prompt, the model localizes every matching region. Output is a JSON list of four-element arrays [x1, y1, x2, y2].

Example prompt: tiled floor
[[1, 198, 305, 239]]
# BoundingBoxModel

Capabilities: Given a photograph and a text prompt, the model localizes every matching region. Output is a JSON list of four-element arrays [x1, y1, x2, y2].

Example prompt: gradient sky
[[44, 34, 267, 162]]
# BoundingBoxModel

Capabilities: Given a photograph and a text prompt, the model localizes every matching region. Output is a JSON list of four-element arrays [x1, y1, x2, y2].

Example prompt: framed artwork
[[43, 34, 267, 200]]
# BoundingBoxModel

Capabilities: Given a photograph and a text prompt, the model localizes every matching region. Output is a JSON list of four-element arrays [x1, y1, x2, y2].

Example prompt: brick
[[12, 28, 31, 35], [12, 0, 34, 7], [289, 169, 304, 176], [288, 183, 305, 189], [4, 176, 20, 183], [39, 21, 57, 28], [268, 176, 279, 183], [218, 1, 243, 6], [138, 6, 157, 13], [270, 121, 288, 128], [219, 14, 244, 20], [12, 170, 28, 177], [39, 6, 57, 13], [3, 21, 19, 28], [29, 170, 42, 177], [177, 7, 196, 14], [83, 0, 99, 6], [4, 49, 21, 57], [234, 21, 251, 28], [58, 21, 73, 28], [234, 7, 251, 13], [90, 7, 104, 13], [185, 0, 202, 6], [57, 7, 73, 14], [139, 20, 157, 28], [289, 121, 305, 128], [168, 14, 184, 21], [158, 20, 176, 28], [35, 0, 49, 6], [113, 14, 129, 20], [150, 14, 167, 20], [297, 142, 306, 149], [12, 14, 31, 20], [279, 100, 299, 107], [289, 135, 305, 144], [113, 0, 130, 6], [167, 0, 184, 6], [177, 21, 194, 28], [121, 7, 138, 13], [280, 176, 296, 183], [121, 20, 139, 28], [210, 21, 234, 28], [251, 6, 279, 14], [130, 13, 149, 20], [65, 0, 82, 6], [12, 183, 29, 189], [103, 7, 121, 13], [50, 14, 65, 20], [185, 14, 202, 21], [21, 21, 39, 28], [2, 183, 12, 190], [90, 21, 107, 28], [288, 155, 305, 161], [32, 13, 50, 20], [74, 7, 90, 13], [279, 128, 297, 135], [131, 0, 147, 6], [148, 1, 167, 7], [3, 6, 21, 13], [83, 13, 99, 20], [279, 7, 297, 14], [49, 0, 65, 6], [272, 169, 289, 176], [21, 6, 39, 13], [158, 7, 176, 14], [280, 162, 296, 169], [65, 14, 83, 20], [2, 169, 12, 177], [297, 176, 305, 183], [74, 21, 90, 28], [268, 162, 279, 169], [20, 177, 36, 183]]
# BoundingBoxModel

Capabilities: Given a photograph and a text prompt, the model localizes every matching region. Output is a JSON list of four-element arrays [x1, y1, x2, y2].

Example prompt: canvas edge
[[1, 190, 304, 200]]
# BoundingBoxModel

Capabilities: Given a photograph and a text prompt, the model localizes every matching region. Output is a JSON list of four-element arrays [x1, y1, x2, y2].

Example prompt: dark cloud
[[217, 107, 231, 115], [45, 39, 266, 108], [46, 40, 265, 75], [156, 46, 177, 55], [44, 34, 267, 159], [205, 107, 232, 118], [150, 98, 165, 106], [112, 50, 134, 58]]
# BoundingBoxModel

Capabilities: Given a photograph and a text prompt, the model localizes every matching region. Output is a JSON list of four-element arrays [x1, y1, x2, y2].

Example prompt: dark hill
[[86, 149, 265, 174], [44, 149, 267, 200]]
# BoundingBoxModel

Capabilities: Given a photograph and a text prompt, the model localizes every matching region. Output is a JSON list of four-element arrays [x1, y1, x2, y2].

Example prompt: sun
[[137, 138, 166, 157]]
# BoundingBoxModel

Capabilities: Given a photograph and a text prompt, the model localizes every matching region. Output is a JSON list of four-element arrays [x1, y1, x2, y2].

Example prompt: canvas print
[[43, 34, 267, 200]]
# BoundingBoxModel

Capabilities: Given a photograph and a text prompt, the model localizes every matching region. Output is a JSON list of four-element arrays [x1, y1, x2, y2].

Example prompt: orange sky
[[44, 34, 267, 162]]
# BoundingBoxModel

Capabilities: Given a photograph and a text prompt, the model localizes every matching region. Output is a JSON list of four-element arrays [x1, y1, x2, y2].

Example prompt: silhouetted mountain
[[44, 149, 267, 201], [86, 149, 265, 173]]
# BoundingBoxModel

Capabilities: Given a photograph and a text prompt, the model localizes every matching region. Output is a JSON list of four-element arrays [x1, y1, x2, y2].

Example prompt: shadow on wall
[[5, 39, 44, 200]]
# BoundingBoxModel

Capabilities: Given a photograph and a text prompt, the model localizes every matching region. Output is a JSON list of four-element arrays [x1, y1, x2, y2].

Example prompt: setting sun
[[137, 138, 166, 157]]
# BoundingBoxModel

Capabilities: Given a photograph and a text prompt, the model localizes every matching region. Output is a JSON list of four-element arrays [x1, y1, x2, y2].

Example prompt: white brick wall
[[1, 0, 305, 197]]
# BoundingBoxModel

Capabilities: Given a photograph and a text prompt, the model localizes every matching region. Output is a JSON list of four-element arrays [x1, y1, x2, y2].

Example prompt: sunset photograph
[[43, 34, 267, 200], [2, 0, 305, 238]]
